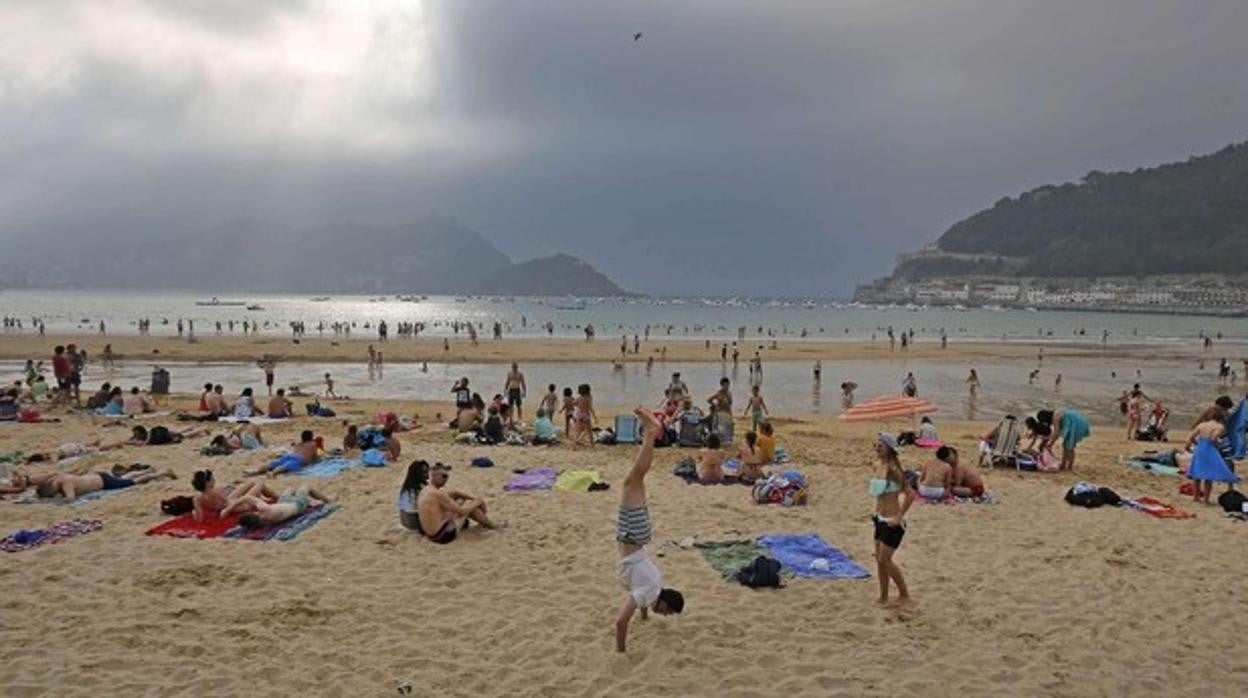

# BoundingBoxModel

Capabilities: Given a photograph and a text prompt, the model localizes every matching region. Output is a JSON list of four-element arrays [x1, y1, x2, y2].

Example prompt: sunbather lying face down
[[35, 468, 176, 501]]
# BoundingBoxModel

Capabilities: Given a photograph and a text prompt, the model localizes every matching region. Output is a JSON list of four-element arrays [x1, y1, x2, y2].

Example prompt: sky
[[2, 0, 1247, 297]]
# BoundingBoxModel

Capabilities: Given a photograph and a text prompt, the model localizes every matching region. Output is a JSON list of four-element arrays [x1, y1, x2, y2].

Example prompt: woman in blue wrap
[[1037, 408, 1090, 471], [1185, 408, 1239, 505]]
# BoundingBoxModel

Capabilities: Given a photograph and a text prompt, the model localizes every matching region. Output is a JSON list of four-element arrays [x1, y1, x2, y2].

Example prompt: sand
[[3, 393, 1247, 697], [0, 331, 1175, 365]]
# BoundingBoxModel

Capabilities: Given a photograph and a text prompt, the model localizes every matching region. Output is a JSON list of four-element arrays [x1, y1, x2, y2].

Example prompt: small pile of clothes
[[751, 470, 809, 506]]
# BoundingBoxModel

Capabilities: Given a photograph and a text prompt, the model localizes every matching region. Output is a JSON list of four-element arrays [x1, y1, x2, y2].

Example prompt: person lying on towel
[[224, 483, 332, 529], [244, 430, 320, 476], [36, 467, 176, 501]]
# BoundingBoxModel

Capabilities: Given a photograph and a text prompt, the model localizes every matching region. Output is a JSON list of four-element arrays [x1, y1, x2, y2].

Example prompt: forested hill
[[900, 142, 1248, 278]]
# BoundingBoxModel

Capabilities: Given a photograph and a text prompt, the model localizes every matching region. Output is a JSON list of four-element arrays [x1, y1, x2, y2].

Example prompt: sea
[[2, 289, 1244, 424]]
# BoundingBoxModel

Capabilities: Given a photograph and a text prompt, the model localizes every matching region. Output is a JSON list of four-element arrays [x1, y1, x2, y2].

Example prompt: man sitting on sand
[[267, 388, 293, 418], [36, 467, 177, 501], [223, 483, 332, 529], [416, 462, 504, 544], [917, 449, 954, 499], [615, 408, 684, 652], [943, 446, 986, 498]]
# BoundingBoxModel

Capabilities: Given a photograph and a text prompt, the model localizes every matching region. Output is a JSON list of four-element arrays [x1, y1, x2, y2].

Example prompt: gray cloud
[[2, 0, 1246, 296]]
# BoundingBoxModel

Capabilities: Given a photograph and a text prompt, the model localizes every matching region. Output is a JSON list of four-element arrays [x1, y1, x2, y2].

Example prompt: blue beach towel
[[224, 504, 339, 541], [1188, 437, 1240, 484], [757, 533, 870, 580], [16, 487, 131, 507], [361, 449, 387, 467], [291, 457, 363, 478], [1227, 399, 1247, 460]]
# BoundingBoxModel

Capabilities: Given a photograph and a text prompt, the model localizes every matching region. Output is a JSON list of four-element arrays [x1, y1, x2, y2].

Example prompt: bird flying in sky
[[633, 32, 643, 41]]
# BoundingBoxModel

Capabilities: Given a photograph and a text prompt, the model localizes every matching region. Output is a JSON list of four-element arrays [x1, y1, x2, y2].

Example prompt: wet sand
[[2, 393, 1245, 696]]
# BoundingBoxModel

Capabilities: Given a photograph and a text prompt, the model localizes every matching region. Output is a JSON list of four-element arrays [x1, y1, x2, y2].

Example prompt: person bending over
[[944, 446, 985, 498], [614, 408, 685, 652]]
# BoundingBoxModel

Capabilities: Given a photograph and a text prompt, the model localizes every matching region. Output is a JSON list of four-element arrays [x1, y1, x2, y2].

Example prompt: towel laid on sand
[[2, 518, 103, 552], [146, 512, 239, 539], [921, 492, 998, 505], [1123, 496, 1194, 519], [217, 415, 289, 424], [694, 539, 793, 582], [757, 533, 870, 580], [15, 487, 132, 507], [554, 470, 602, 493], [289, 457, 363, 479], [1127, 459, 1182, 477], [504, 468, 557, 491], [224, 504, 339, 541]]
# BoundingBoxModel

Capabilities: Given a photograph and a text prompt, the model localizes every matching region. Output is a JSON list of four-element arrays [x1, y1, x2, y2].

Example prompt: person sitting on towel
[[917, 449, 953, 499], [416, 462, 505, 544], [917, 416, 938, 442], [737, 431, 766, 483], [225, 483, 332, 528], [943, 446, 986, 498], [381, 427, 401, 461], [266, 388, 293, 418], [614, 408, 685, 652], [697, 432, 726, 483], [36, 467, 176, 501], [531, 408, 558, 445]]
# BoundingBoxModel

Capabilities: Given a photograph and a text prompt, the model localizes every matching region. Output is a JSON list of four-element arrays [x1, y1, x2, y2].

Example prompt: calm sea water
[[4, 290, 1243, 424], [2, 288, 1246, 344]]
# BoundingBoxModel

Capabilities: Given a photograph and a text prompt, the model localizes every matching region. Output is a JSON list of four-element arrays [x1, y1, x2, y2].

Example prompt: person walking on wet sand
[[503, 363, 527, 420], [614, 408, 685, 652]]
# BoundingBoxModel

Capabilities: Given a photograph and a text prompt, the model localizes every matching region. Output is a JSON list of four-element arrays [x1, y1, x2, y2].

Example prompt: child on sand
[[870, 433, 915, 607], [539, 384, 559, 419], [737, 431, 766, 483], [742, 386, 768, 431], [572, 385, 595, 447], [614, 408, 685, 652], [560, 387, 575, 436], [324, 373, 337, 398]]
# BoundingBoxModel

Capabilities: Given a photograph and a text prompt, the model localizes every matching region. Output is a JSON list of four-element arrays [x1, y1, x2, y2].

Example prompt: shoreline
[[0, 332, 1218, 365]]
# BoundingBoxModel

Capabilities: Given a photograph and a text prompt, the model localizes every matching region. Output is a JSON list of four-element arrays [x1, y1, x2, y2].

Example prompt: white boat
[[195, 297, 246, 307], [553, 297, 586, 311]]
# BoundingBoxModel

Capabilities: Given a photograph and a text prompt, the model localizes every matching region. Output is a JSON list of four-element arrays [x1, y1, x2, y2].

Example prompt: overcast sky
[[3, 0, 1247, 296]]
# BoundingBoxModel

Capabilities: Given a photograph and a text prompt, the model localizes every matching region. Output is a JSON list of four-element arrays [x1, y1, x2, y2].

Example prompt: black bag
[[734, 556, 783, 588], [161, 496, 194, 515], [148, 425, 174, 445], [1219, 489, 1247, 514]]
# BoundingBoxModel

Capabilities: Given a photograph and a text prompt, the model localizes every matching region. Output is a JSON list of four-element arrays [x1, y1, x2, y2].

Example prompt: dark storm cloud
[[2, 0, 1246, 295]]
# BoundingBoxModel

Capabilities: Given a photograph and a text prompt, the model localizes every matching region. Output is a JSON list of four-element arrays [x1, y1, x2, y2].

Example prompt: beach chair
[[710, 412, 734, 446], [614, 413, 639, 444], [678, 408, 707, 447], [989, 416, 1021, 468]]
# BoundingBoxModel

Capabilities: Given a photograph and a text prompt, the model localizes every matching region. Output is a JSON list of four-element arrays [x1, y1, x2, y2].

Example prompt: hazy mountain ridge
[[891, 141, 1248, 280], [0, 217, 628, 296]]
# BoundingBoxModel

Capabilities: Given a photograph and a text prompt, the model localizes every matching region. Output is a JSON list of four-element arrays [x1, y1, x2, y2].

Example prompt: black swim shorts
[[428, 519, 458, 545], [98, 472, 136, 491], [873, 514, 906, 549], [508, 388, 522, 406]]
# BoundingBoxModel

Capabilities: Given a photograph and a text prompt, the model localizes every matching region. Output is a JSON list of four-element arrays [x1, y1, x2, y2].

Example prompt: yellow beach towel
[[554, 470, 601, 493]]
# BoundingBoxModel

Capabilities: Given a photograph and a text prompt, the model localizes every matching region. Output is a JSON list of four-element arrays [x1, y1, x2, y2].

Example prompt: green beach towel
[[694, 539, 793, 582], [554, 470, 601, 493]]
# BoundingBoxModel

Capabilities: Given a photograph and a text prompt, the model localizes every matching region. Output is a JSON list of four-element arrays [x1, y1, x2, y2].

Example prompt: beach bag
[[161, 496, 194, 516], [673, 458, 697, 480], [357, 427, 386, 450], [471, 456, 495, 468], [1219, 489, 1247, 514], [1015, 454, 1037, 471], [734, 556, 783, 588], [148, 426, 174, 445]]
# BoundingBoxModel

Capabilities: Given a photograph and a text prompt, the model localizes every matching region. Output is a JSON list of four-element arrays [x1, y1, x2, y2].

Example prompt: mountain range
[[0, 217, 627, 296], [889, 141, 1248, 280]]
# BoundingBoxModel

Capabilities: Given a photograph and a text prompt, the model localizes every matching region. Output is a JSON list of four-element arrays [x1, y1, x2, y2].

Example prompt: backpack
[[161, 496, 194, 515], [735, 556, 783, 588], [672, 458, 697, 480], [148, 426, 174, 445], [1219, 489, 1247, 514]]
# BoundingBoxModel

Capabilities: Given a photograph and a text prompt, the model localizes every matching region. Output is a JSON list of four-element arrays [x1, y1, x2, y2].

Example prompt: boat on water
[[245, 304, 264, 311], [552, 296, 586, 311], [195, 297, 246, 307], [310, 296, 331, 302]]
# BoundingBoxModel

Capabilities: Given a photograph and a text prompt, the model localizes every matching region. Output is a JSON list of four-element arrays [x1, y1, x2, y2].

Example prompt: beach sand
[[2, 393, 1246, 697]]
